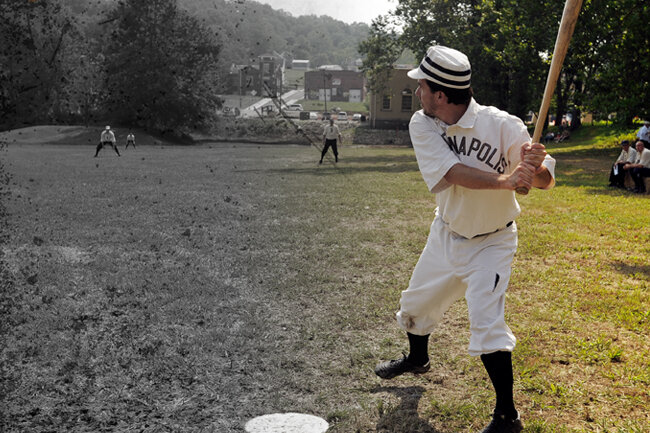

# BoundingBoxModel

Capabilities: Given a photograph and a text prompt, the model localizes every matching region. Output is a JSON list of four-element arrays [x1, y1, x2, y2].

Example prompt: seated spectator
[[636, 120, 650, 146], [554, 129, 570, 142], [609, 140, 637, 188], [543, 132, 555, 143], [624, 140, 650, 193]]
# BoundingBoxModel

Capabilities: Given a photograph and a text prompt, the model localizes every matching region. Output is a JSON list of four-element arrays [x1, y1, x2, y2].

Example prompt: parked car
[[352, 113, 362, 121], [337, 111, 348, 121], [287, 104, 303, 111], [222, 106, 240, 117], [309, 112, 318, 120]]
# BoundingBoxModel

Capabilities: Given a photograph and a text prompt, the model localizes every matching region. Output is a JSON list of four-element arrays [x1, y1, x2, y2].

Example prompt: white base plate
[[245, 413, 329, 433]]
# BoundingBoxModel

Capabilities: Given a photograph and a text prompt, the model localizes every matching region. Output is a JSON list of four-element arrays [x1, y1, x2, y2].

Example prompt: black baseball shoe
[[374, 355, 430, 379], [479, 412, 523, 433]]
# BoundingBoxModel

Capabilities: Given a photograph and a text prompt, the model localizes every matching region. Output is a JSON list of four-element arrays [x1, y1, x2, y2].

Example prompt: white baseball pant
[[396, 216, 518, 357]]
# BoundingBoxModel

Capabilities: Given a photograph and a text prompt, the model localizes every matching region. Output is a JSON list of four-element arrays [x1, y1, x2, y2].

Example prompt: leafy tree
[[359, 0, 551, 118], [59, 47, 106, 127], [577, 0, 650, 125], [103, 0, 222, 133], [358, 16, 403, 94], [361, 0, 650, 127], [181, 0, 370, 73], [0, 0, 75, 128]]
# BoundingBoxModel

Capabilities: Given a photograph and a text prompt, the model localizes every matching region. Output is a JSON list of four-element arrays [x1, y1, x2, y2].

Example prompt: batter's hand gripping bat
[[516, 0, 583, 195]]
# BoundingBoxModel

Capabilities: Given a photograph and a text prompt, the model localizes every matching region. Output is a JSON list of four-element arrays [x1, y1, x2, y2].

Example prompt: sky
[[254, 0, 397, 25]]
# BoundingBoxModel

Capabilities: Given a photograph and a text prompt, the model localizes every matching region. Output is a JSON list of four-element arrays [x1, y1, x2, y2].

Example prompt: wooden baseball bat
[[516, 0, 583, 195]]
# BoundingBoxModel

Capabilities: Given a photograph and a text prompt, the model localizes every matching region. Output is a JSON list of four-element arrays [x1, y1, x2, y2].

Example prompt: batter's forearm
[[444, 163, 513, 190]]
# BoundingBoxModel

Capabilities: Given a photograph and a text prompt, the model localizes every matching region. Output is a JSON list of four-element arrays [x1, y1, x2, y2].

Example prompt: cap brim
[[407, 67, 427, 80]]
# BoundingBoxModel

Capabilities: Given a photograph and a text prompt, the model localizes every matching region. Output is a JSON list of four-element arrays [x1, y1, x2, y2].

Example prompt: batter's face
[[415, 79, 443, 118]]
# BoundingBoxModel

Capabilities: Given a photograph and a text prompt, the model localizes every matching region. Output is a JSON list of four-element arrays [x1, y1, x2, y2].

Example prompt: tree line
[[360, 0, 650, 127], [0, 0, 222, 134], [183, 0, 370, 73], [0, 0, 370, 133]]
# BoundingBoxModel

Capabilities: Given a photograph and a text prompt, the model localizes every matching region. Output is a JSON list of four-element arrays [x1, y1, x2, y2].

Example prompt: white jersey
[[409, 98, 556, 238], [101, 130, 116, 143], [323, 124, 340, 140]]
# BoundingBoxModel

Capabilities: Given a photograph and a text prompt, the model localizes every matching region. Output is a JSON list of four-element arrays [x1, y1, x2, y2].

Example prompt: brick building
[[304, 70, 366, 103], [228, 53, 284, 97], [369, 67, 418, 129]]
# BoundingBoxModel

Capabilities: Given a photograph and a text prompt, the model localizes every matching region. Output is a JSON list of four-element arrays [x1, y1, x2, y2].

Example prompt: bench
[[624, 171, 650, 194]]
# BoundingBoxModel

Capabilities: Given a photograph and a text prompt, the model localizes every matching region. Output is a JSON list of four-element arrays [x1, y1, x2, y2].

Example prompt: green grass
[[1, 123, 649, 432]]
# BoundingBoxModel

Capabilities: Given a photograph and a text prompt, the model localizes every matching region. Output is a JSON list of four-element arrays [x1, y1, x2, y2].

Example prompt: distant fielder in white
[[125, 131, 136, 149], [320, 119, 341, 164], [374, 46, 555, 433], [94, 125, 121, 157]]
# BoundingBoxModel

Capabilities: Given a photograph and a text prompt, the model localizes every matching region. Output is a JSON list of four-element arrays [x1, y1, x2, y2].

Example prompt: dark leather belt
[[473, 221, 513, 238]]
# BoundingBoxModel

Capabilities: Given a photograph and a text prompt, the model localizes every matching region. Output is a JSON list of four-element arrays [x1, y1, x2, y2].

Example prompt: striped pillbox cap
[[407, 45, 471, 89]]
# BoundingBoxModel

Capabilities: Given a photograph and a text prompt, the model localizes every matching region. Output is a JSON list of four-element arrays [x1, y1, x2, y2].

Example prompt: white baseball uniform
[[101, 129, 116, 143], [397, 98, 556, 356], [323, 123, 340, 140]]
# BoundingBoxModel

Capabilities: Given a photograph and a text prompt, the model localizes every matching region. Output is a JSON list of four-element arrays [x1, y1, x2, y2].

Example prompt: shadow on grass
[[548, 143, 619, 158], [610, 260, 650, 278], [236, 160, 420, 177], [557, 182, 650, 197], [371, 386, 442, 433], [334, 154, 416, 165]]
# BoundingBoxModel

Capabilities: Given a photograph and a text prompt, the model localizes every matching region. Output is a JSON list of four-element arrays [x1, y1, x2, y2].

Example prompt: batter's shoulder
[[410, 110, 446, 132], [409, 109, 428, 124], [479, 103, 524, 124]]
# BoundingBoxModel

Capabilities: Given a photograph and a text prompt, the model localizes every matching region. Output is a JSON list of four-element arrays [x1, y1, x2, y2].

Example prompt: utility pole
[[239, 67, 243, 109], [322, 72, 332, 114], [239, 66, 250, 109], [322, 73, 327, 114]]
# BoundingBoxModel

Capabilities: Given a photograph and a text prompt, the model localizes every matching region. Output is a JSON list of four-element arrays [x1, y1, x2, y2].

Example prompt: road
[[239, 89, 304, 118]]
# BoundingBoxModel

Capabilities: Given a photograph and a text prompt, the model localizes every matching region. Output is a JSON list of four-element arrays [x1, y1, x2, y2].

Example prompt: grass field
[[1, 125, 648, 432]]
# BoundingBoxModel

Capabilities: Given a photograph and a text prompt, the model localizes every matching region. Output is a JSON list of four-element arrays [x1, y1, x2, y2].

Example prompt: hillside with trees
[[0, 0, 369, 132], [181, 0, 370, 73]]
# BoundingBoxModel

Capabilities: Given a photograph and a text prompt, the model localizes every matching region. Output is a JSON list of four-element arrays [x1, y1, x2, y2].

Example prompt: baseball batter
[[374, 46, 555, 433]]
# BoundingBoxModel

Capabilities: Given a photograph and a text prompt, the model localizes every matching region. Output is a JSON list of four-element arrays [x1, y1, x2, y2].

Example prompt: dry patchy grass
[[1, 136, 649, 432]]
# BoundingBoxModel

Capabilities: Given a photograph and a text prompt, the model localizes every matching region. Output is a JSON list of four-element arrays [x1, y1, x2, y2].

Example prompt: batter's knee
[[396, 311, 439, 336], [468, 317, 516, 356]]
